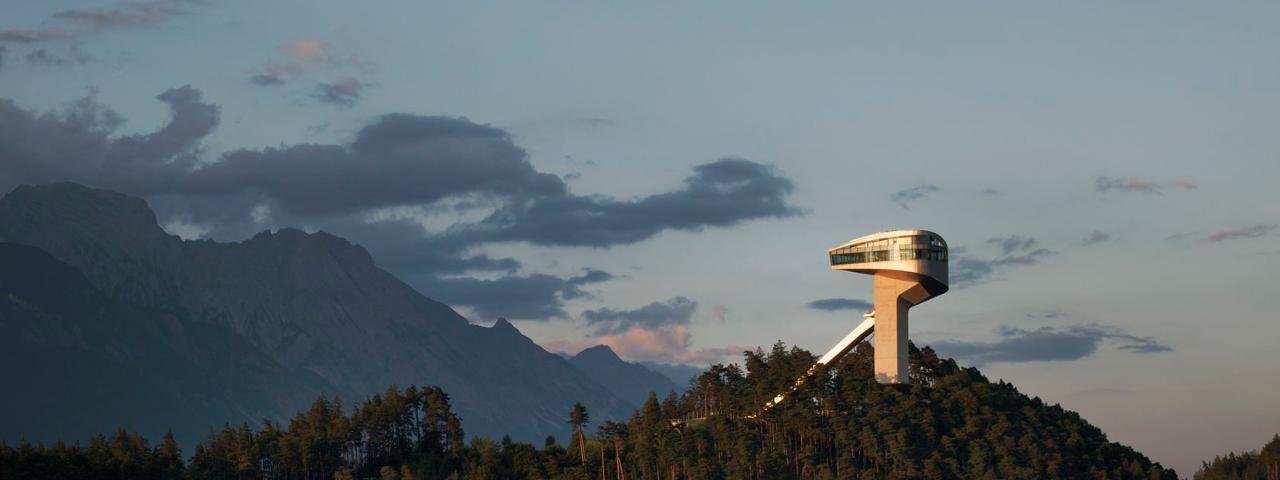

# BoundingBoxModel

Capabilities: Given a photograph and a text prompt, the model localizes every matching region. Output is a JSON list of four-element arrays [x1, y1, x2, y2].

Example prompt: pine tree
[[569, 402, 590, 465]]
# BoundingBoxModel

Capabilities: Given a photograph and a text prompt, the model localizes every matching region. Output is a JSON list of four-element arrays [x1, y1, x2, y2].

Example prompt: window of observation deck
[[829, 234, 948, 266]]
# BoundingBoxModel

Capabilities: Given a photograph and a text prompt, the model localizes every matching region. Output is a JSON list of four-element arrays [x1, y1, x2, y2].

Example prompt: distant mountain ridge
[[0, 182, 632, 447], [568, 345, 679, 404], [0, 241, 318, 443]]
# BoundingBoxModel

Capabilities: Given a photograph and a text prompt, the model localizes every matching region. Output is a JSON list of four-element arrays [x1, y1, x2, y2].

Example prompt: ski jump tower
[[753, 230, 949, 416], [828, 229, 949, 383]]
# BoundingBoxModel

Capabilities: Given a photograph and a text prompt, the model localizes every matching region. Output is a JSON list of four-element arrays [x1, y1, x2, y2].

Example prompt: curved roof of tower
[[829, 229, 947, 251]]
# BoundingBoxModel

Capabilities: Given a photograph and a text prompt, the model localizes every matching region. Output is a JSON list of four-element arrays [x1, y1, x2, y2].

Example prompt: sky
[[1, 0, 1278, 473]]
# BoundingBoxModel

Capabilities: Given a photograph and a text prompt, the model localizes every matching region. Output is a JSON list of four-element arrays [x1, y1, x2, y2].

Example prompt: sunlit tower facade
[[829, 230, 949, 384]]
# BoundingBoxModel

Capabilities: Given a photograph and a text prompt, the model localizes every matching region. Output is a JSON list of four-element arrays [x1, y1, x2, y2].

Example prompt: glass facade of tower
[[830, 234, 947, 266]]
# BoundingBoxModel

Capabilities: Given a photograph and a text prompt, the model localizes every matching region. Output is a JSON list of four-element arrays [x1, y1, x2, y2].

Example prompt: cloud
[[951, 235, 1056, 287], [1077, 230, 1111, 246], [313, 78, 367, 107], [0, 46, 7, 70], [1204, 224, 1276, 243], [15, 46, 91, 68], [0, 86, 216, 193], [596, 326, 748, 364], [451, 157, 801, 248], [806, 298, 873, 312], [930, 323, 1171, 365], [52, 2, 185, 30], [987, 234, 1038, 255], [180, 113, 563, 216], [161, 215, 211, 240], [0, 1, 190, 44], [249, 39, 375, 86], [283, 39, 324, 62], [416, 269, 612, 321], [560, 269, 614, 300], [23, 48, 72, 66], [1172, 179, 1198, 190], [890, 184, 939, 209], [1095, 176, 1161, 195], [988, 248, 1055, 266], [249, 73, 284, 86], [710, 304, 728, 323], [0, 29, 67, 44], [544, 325, 748, 365], [0, 88, 802, 321], [555, 297, 745, 363], [583, 297, 697, 336]]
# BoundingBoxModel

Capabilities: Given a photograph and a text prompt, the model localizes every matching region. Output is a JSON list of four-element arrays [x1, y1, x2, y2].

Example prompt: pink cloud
[[1204, 224, 1276, 243], [251, 39, 375, 84], [710, 304, 728, 323], [282, 39, 325, 62], [1172, 179, 1198, 190], [540, 324, 748, 365]]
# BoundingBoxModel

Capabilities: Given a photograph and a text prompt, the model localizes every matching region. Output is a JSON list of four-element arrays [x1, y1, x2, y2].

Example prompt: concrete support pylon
[[872, 270, 937, 384]]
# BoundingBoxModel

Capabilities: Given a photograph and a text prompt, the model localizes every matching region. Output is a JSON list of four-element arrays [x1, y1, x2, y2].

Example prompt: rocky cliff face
[[0, 183, 631, 446]]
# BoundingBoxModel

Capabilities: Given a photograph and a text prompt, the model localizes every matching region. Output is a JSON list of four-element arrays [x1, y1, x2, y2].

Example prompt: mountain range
[[0, 182, 683, 448], [568, 345, 680, 403]]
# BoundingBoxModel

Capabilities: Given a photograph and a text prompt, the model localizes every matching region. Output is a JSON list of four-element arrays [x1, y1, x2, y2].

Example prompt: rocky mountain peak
[[575, 344, 623, 363]]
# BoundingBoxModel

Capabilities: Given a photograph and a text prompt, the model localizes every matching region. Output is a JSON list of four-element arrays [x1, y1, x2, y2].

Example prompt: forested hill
[[1195, 434, 1280, 479], [1, 342, 1180, 479]]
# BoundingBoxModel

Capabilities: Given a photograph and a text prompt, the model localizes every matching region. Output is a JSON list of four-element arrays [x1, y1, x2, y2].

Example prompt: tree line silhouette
[[2, 343, 1187, 479], [1194, 434, 1280, 480]]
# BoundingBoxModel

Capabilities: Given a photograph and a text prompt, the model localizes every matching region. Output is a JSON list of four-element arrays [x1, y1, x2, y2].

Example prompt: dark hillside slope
[[0, 183, 631, 445], [0, 242, 319, 443], [650, 343, 1180, 479]]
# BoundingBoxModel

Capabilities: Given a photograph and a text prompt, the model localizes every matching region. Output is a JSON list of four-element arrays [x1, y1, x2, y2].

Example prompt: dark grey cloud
[[0, 29, 68, 44], [805, 298, 872, 312], [0, 85, 215, 193], [414, 270, 612, 321], [988, 248, 1055, 267], [890, 184, 939, 209], [249, 73, 284, 86], [1095, 176, 1161, 195], [0, 46, 7, 70], [1204, 224, 1275, 243], [931, 323, 1171, 365], [24, 49, 61, 66], [52, 2, 185, 30], [0, 87, 802, 321], [951, 235, 1056, 287], [561, 269, 614, 300], [583, 297, 697, 336], [22, 46, 89, 67], [950, 256, 995, 286], [1078, 230, 1111, 246], [0, 1, 190, 44], [313, 78, 366, 107], [185, 113, 564, 216], [448, 157, 801, 248]]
